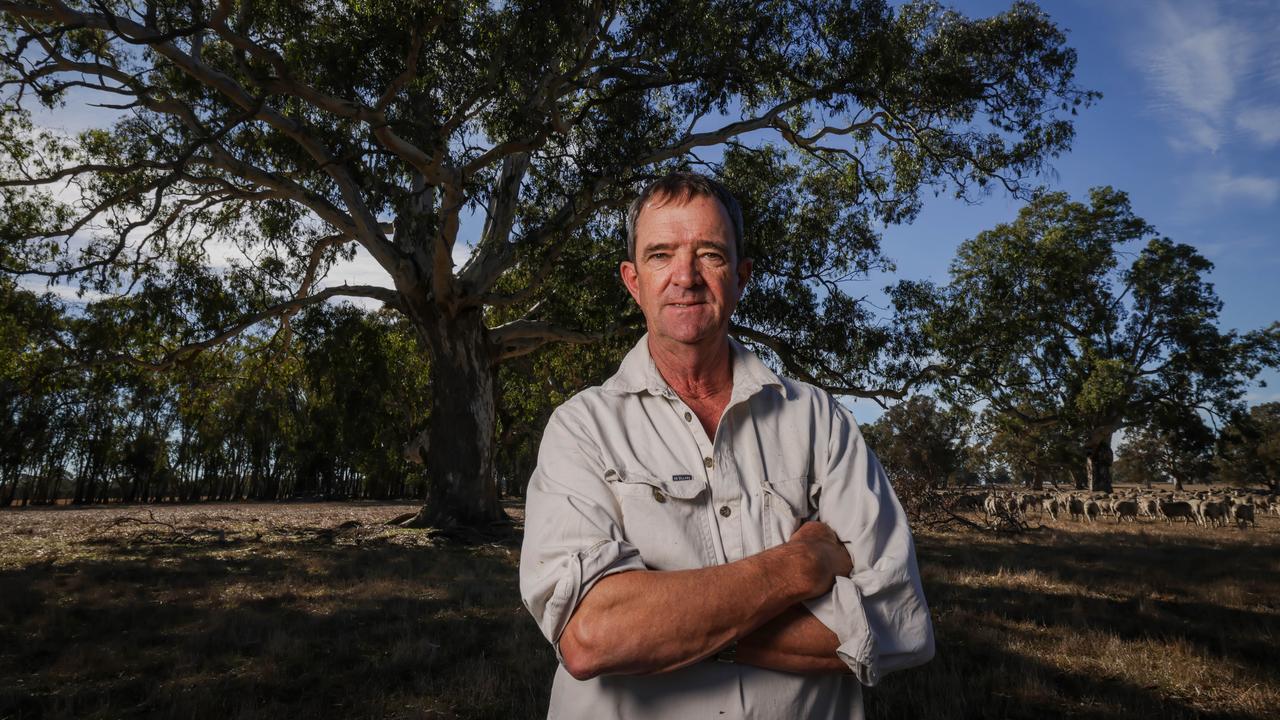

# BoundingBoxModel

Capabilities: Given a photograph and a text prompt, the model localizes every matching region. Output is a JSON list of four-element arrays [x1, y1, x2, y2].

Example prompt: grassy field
[[1, 501, 1277, 719]]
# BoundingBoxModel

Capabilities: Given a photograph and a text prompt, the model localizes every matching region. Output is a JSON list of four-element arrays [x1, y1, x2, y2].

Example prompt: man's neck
[[647, 334, 734, 401]]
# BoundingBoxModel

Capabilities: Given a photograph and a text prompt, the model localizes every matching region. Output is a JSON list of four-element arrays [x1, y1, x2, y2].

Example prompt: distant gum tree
[[2, 0, 1096, 527], [977, 406, 1081, 490], [1113, 410, 1214, 492], [861, 394, 967, 488], [907, 187, 1280, 492], [1215, 402, 1280, 493]]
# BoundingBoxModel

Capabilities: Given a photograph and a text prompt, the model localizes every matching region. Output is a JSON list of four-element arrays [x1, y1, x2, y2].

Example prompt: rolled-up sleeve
[[802, 397, 935, 686], [519, 404, 648, 658]]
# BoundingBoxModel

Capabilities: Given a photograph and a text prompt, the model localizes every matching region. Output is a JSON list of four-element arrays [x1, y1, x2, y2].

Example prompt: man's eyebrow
[[641, 242, 677, 255], [641, 240, 730, 255]]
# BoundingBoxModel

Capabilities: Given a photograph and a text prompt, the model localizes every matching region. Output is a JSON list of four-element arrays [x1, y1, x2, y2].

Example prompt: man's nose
[[670, 252, 703, 286]]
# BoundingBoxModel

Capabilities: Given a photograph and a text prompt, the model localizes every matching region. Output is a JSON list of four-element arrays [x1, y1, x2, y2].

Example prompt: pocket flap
[[764, 476, 815, 518], [615, 469, 708, 501]]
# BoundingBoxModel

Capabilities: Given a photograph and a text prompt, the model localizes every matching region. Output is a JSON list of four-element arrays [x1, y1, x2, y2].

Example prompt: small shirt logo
[[671, 474, 693, 482]]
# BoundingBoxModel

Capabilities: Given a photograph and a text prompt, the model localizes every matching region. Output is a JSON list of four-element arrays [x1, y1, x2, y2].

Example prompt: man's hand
[[787, 521, 854, 598]]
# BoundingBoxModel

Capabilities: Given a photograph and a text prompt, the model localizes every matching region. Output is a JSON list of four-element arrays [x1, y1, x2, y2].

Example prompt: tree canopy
[[1215, 402, 1280, 493], [2, 0, 1097, 525], [861, 394, 967, 488], [907, 187, 1280, 491]]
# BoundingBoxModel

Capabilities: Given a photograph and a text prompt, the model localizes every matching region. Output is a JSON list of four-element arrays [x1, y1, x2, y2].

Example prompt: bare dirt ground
[[1, 501, 1277, 719]]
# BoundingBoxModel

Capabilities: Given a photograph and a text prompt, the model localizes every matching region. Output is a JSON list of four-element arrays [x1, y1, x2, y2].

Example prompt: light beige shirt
[[519, 336, 934, 719]]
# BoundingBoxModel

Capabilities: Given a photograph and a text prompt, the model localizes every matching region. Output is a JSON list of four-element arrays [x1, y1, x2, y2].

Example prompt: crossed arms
[[518, 394, 935, 686], [558, 521, 854, 680]]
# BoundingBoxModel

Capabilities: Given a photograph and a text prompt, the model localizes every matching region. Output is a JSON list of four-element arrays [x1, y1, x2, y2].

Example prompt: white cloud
[[1236, 105, 1280, 146], [323, 244, 392, 288], [1133, 1, 1280, 153], [1203, 171, 1280, 206]]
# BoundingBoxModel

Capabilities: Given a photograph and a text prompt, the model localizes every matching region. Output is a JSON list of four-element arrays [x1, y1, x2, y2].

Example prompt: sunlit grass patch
[[866, 514, 1280, 719]]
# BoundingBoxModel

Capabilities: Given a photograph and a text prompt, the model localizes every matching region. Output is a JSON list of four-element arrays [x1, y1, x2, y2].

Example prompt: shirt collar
[[602, 333, 784, 401]]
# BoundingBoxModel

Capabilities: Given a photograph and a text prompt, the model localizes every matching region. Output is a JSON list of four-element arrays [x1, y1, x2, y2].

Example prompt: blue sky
[[844, 0, 1280, 423]]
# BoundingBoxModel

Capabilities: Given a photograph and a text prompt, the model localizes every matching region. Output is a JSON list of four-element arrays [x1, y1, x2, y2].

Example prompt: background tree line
[[1, 269, 633, 506], [862, 393, 1280, 496], [0, 285, 437, 505]]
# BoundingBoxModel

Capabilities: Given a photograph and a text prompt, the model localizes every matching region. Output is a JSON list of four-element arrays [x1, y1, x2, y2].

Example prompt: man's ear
[[735, 257, 753, 299], [620, 260, 641, 303]]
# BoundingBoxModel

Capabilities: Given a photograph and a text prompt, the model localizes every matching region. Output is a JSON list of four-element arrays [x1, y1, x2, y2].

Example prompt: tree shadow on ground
[[0, 539, 554, 720]]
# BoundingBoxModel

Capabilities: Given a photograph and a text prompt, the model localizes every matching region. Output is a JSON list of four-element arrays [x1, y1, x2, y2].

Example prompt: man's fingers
[[788, 521, 853, 584]]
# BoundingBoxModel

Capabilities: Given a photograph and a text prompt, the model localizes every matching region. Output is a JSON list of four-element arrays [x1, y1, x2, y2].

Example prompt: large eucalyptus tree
[[2, 0, 1095, 526], [913, 188, 1280, 492]]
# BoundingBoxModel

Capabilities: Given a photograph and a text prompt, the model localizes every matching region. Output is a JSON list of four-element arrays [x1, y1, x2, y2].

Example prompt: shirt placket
[[668, 396, 744, 565]]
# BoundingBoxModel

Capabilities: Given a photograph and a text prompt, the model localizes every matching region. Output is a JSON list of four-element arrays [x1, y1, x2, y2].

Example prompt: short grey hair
[[625, 172, 745, 262]]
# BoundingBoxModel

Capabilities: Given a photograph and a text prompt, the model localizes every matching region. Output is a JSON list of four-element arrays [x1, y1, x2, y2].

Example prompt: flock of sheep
[[966, 488, 1278, 529]]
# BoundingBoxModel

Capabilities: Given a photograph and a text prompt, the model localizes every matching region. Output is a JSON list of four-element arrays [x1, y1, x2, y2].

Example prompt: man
[[519, 172, 934, 719]]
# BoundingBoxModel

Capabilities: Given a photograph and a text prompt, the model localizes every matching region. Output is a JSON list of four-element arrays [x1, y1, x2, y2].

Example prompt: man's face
[[620, 193, 752, 351]]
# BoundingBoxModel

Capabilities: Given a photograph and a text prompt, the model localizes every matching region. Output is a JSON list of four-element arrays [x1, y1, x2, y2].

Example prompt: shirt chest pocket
[[762, 476, 815, 547], [611, 470, 712, 571]]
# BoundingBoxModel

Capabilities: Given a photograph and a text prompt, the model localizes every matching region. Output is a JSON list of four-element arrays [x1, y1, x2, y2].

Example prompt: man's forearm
[[736, 605, 850, 674], [559, 542, 818, 679]]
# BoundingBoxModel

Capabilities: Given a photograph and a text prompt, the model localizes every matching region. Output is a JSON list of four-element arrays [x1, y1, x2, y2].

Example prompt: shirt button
[[652, 487, 667, 503], [703, 457, 714, 469], [684, 411, 692, 422], [719, 505, 732, 518]]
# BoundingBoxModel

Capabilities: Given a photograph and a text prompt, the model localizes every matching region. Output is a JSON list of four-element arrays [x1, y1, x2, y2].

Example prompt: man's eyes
[[644, 250, 726, 263]]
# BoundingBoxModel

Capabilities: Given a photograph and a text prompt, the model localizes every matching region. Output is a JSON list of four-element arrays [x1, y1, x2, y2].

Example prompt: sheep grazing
[[1018, 494, 1040, 515], [1113, 499, 1139, 522], [1199, 500, 1230, 528], [1185, 498, 1205, 526], [1068, 496, 1086, 522], [1231, 503, 1256, 529], [1158, 500, 1197, 524]]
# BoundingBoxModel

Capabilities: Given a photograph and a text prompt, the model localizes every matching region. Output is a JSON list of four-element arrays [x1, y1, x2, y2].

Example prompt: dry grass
[[0, 502, 551, 720], [2, 502, 1278, 719], [865, 510, 1280, 720]]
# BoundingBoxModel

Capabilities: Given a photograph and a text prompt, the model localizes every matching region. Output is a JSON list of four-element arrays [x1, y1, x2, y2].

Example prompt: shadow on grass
[[0, 540, 556, 720], [864, 529, 1280, 720], [867, 615, 1255, 720]]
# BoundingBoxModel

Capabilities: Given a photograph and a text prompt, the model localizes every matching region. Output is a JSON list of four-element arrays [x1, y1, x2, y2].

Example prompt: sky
[[19, 0, 1280, 427]]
